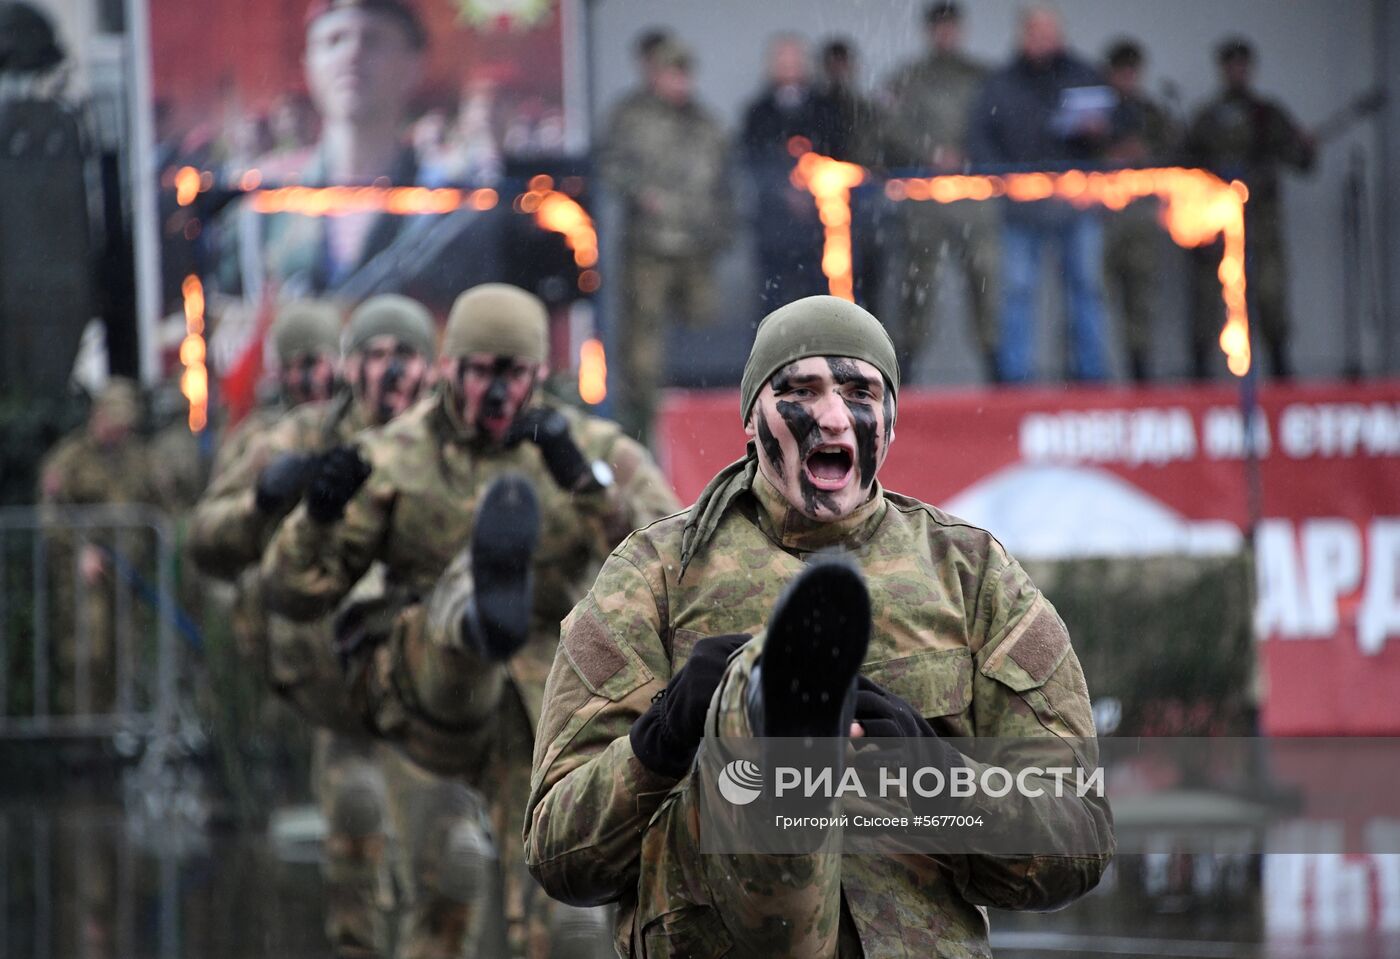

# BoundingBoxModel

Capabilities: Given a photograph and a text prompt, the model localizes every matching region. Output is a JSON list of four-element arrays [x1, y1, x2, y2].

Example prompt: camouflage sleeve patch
[[562, 601, 630, 694], [980, 593, 1070, 692]]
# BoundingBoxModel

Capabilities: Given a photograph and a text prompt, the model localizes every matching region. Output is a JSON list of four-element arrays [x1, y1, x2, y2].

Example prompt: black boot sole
[[470, 473, 540, 660], [757, 555, 871, 739]]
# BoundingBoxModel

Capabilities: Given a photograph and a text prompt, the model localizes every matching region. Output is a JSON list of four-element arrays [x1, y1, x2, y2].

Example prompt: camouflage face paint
[[358, 341, 425, 425], [457, 356, 539, 443]]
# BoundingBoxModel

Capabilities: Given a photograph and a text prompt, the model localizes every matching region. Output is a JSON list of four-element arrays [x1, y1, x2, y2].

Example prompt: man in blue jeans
[[968, 6, 1112, 383]]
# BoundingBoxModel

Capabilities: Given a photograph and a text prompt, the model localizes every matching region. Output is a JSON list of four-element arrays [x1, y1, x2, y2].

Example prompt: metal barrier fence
[[0, 503, 177, 747]]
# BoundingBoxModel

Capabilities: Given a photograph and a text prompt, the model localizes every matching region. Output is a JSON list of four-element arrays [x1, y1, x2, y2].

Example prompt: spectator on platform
[[819, 36, 890, 314], [1103, 38, 1178, 382], [1186, 38, 1314, 380], [741, 34, 844, 312], [968, 6, 1112, 383], [599, 38, 734, 445], [883, 1, 1000, 382]]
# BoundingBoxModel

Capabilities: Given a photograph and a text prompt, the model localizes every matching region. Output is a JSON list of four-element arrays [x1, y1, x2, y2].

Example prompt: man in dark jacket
[[741, 34, 845, 313], [968, 6, 1113, 383]]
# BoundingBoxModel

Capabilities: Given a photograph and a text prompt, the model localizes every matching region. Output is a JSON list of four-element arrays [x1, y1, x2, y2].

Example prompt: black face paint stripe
[[774, 398, 837, 516], [768, 363, 800, 395], [843, 398, 879, 489], [882, 387, 894, 444], [756, 412, 785, 478], [825, 356, 870, 387], [826, 358, 882, 490]]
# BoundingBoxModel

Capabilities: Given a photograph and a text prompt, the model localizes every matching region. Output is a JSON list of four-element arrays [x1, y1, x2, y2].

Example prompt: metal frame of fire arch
[[789, 148, 1253, 378], [172, 171, 604, 432], [174, 155, 1252, 431]]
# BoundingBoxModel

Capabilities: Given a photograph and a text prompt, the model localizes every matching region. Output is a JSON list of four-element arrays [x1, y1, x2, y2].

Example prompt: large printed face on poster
[[152, 0, 565, 183], [151, 0, 572, 377]]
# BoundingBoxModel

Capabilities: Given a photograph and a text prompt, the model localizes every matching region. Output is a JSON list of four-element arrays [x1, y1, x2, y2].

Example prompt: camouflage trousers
[[314, 731, 393, 959], [355, 575, 610, 958], [633, 637, 863, 959], [1104, 201, 1165, 381], [615, 244, 719, 445], [315, 731, 494, 959], [898, 199, 1000, 382]]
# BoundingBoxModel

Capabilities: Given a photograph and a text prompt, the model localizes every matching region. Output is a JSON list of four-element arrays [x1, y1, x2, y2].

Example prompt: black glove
[[506, 407, 591, 491], [254, 451, 318, 516], [853, 675, 938, 739], [305, 445, 372, 524], [629, 633, 750, 779]]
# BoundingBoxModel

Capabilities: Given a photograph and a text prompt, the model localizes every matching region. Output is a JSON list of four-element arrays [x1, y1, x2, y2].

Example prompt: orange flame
[[578, 338, 608, 404], [803, 157, 1252, 377], [247, 186, 500, 216], [242, 184, 597, 293], [517, 188, 600, 292], [789, 150, 867, 301], [175, 166, 201, 207], [180, 274, 209, 431]]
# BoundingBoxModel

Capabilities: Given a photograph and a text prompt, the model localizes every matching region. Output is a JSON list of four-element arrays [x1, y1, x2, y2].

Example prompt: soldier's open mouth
[[803, 444, 854, 491]]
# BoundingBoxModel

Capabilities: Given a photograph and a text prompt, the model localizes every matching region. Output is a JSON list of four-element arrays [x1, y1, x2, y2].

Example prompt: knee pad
[[433, 817, 497, 904], [327, 766, 385, 839]]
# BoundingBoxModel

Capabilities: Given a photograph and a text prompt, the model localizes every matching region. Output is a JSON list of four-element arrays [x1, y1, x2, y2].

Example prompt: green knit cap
[[272, 300, 342, 362], [343, 294, 437, 360], [739, 295, 900, 422], [442, 283, 548, 362]]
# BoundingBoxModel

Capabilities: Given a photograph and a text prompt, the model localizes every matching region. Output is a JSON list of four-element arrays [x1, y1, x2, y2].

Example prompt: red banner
[[658, 380, 1400, 736]]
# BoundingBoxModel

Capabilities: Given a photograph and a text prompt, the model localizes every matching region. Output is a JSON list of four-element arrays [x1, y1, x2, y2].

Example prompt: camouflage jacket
[[38, 432, 160, 560], [39, 432, 156, 509], [1187, 90, 1314, 207], [598, 90, 735, 257], [526, 472, 1112, 956], [187, 394, 372, 728], [261, 389, 679, 726], [882, 52, 989, 168], [188, 395, 365, 580]]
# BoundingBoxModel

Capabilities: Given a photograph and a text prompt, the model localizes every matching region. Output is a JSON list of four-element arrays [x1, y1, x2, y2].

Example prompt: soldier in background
[[741, 34, 845, 312], [820, 37, 889, 314], [1102, 38, 1177, 383], [525, 295, 1112, 955], [191, 296, 484, 959], [262, 283, 677, 957], [1187, 37, 1314, 379], [883, 1, 1000, 381], [38, 378, 156, 715], [598, 38, 733, 446]]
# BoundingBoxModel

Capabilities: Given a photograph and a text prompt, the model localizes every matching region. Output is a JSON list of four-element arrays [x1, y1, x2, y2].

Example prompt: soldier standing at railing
[[37, 377, 156, 716]]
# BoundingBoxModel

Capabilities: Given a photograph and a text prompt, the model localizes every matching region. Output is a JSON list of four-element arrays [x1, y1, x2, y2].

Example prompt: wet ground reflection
[[2, 774, 1397, 958]]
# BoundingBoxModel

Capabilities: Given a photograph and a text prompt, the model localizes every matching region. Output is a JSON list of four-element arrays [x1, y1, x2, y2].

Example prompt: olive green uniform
[[883, 52, 1000, 379], [1187, 89, 1314, 377], [1104, 91, 1177, 381], [598, 87, 734, 443], [37, 412, 157, 715]]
